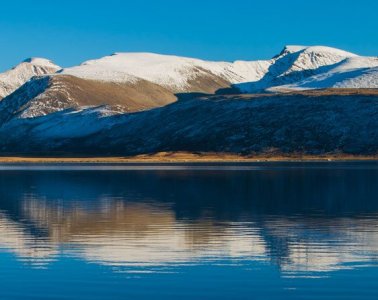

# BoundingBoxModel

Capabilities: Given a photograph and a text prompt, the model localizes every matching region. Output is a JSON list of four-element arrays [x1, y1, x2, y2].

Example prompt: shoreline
[[0, 152, 377, 163]]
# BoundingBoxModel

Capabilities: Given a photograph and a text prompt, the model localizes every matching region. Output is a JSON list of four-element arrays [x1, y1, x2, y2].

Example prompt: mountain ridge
[[0, 45, 377, 157], [1, 45, 376, 102]]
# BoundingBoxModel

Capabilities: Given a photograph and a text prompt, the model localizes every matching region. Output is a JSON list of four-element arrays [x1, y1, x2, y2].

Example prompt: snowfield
[[62, 52, 271, 92], [60, 46, 363, 93], [270, 56, 378, 91]]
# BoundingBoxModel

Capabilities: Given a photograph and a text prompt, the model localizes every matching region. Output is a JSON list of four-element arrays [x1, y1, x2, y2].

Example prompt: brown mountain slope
[[0, 74, 178, 124], [42, 75, 178, 111]]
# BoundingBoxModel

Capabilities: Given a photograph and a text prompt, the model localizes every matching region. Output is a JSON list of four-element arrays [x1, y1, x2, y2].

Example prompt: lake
[[0, 162, 377, 299]]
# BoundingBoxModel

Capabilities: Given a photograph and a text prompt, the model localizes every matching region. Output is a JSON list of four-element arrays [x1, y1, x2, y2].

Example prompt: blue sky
[[0, 0, 377, 70]]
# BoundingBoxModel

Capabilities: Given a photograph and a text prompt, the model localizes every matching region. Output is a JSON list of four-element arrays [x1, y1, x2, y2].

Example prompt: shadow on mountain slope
[[218, 59, 351, 94], [1, 90, 378, 156]]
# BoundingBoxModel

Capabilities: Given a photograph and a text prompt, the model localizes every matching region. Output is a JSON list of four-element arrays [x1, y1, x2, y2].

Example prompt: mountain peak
[[0, 57, 61, 99], [22, 57, 60, 69], [278, 45, 357, 58], [282, 45, 308, 54]]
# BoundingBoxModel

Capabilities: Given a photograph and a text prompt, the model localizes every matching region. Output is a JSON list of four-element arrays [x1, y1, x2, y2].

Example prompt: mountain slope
[[1, 45, 377, 105], [270, 56, 378, 91], [0, 53, 271, 121], [0, 45, 377, 158], [1, 45, 376, 122], [61, 52, 271, 93], [1, 89, 378, 156], [0, 58, 61, 99], [235, 46, 359, 92], [0, 74, 177, 124]]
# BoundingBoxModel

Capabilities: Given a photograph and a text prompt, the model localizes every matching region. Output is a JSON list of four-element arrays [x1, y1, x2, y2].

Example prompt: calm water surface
[[0, 162, 378, 299]]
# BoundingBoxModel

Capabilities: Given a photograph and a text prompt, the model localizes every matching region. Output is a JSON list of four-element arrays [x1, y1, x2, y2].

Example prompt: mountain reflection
[[0, 165, 378, 274]]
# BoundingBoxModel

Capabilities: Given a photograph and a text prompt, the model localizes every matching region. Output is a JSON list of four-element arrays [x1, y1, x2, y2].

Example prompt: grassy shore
[[0, 152, 377, 163]]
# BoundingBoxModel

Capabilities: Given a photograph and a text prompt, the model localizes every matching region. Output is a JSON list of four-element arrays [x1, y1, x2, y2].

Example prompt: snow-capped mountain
[[61, 52, 270, 93], [1, 45, 375, 123], [60, 46, 377, 93], [0, 45, 377, 156], [0, 52, 270, 121], [269, 56, 378, 91], [236, 46, 362, 92], [0, 45, 376, 106], [0, 58, 61, 99]]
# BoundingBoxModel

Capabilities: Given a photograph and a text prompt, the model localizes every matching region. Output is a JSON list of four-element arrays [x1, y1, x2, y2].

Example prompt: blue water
[[0, 162, 377, 299]]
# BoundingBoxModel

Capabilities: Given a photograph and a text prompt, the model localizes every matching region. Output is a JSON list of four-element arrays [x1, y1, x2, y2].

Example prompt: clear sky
[[0, 0, 377, 71]]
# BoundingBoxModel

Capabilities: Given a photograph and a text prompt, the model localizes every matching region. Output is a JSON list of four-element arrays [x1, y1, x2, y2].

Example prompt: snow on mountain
[[58, 46, 378, 94], [279, 45, 308, 54], [334, 67, 378, 88], [0, 45, 376, 131], [20, 106, 124, 140], [1, 45, 375, 106], [0, 105, 127, 152], [236, 45, 359, 92], [62, 52, 271, 93], [22, 57, 60, 69], [1, 90, 378, 156], [271, 56, 378, 90], [279, 46, 357, 73], [0, 58, 61, 99]]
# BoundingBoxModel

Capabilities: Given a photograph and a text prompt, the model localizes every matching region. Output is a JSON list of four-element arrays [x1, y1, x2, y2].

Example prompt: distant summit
[[22, 57, 59, 69], [0, 58, 60, 99]]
